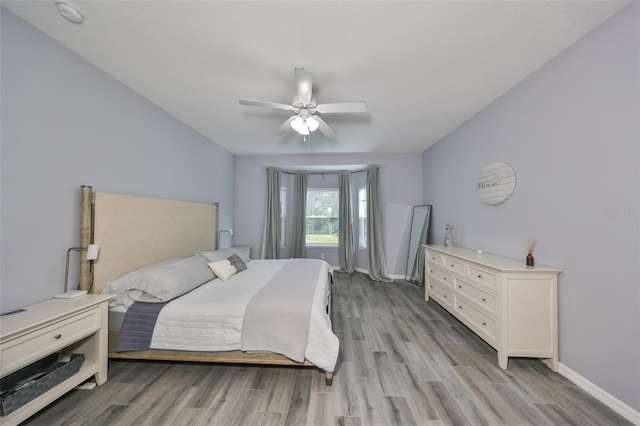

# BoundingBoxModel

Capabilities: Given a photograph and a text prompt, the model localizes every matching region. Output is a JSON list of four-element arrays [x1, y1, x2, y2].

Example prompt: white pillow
[[208, 254, 247, 281], [102, 258, 178, 305], [103, 254, 214, 305], [199, 248, 250, 263]]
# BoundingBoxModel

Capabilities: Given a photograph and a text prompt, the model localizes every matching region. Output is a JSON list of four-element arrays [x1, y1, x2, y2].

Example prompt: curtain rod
[[270, 166, 376, 175]]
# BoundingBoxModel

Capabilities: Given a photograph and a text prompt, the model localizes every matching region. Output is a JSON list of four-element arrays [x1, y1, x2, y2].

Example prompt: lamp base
[[53, 290, 88, 299]]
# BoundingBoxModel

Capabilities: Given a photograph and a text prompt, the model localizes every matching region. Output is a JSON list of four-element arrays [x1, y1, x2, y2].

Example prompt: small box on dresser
[[424, 244, 561, 371]]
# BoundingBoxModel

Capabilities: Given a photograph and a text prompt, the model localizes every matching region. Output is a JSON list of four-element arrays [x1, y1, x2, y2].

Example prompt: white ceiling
[[3, 1, 628, 155]]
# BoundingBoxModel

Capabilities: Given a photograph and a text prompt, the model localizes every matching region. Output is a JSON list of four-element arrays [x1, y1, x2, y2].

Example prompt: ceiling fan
[[239, 67, 367, 138]]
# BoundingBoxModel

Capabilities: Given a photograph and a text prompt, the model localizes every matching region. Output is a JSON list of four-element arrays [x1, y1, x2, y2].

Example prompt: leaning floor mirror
[[406, 205, 432, 285]]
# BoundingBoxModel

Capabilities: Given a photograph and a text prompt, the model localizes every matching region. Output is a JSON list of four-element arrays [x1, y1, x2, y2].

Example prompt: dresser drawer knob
[[443, 295, 447, 298], [450, 264, 455, 267], [54, 334, 62, 339], [458, 285, 462, 289], [459, 305, 462, 309], [482, 297, 486, 302], [477, 274, 482, 278], [482, 321, 487, 326], [443, 277, 447, 280]]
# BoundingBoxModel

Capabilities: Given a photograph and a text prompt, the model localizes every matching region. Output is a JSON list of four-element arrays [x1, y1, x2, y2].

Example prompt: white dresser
[[424, 245, 561, 371], [0, 294, 113, 425]]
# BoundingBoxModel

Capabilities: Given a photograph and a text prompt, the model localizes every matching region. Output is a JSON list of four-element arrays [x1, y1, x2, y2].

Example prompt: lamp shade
[[86, 244, 100, 260], [290, 116, 305, 133], [307, 116, 319, 132]]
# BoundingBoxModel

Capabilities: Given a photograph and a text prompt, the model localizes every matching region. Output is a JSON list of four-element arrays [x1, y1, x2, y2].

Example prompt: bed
[[77, 187, 338, 385]]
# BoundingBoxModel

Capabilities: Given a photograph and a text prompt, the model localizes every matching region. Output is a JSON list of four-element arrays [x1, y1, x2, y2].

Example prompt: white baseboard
[[558, 363, 640, 425]]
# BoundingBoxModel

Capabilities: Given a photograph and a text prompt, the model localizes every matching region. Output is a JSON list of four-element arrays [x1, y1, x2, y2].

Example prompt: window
[[358, 186, 367, 249], [280, 186, 287, 247], [306, 188, 339, 246]]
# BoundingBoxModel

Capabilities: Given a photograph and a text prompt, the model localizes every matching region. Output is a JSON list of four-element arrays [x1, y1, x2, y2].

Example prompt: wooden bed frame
[[78, 186, 333, 385]]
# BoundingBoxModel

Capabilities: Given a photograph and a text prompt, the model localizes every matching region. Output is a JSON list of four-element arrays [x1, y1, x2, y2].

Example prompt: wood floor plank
[[283, 375, 312, 426], [20, 272, 632, 426]]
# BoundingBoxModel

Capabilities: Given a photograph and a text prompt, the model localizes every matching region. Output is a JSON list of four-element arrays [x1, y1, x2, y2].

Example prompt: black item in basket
[[0, 353, 84, 416]]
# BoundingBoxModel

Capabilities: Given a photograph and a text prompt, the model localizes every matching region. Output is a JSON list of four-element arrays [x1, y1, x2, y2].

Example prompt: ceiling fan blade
[[275, 116, 296, 135], [295, 67, 313, 105], [314, 115, 337, 138], [239, 99, 295, 111], [315, 101, 367, 114]]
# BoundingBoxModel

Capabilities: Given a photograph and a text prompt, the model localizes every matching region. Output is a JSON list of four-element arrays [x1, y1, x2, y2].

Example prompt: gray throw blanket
[[241, 259, 322, 362], [117, 301, 169, 351]]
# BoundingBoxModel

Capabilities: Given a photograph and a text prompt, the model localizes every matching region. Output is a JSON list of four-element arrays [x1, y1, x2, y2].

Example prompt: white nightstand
[[0, 294, 113, 425], [232, 246, 251, 259]]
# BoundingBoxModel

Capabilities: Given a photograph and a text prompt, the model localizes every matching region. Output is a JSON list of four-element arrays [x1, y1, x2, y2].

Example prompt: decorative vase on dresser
[[424, 244, 561, 371]]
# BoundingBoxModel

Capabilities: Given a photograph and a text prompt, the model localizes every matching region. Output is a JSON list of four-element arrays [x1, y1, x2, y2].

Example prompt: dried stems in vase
[[525, 238, 537, 267]]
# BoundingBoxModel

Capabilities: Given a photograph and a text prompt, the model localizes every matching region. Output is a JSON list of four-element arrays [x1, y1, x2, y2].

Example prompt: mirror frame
[[406, 205, 432, 285]]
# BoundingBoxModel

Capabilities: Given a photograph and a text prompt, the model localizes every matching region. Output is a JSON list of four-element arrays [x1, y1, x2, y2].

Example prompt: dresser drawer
[[454, 296, 496, 345], [427, 280, 453, 309], [426, 250, 443, 266], [443, 256, 465, 275], [455, 278, 496, 315], [427, 265, 453, 287], [468, 265, 497, 289], [0, 307, 101, 376]]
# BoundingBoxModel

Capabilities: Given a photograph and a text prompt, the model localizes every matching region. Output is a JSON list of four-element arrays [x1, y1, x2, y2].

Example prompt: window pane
[[306, 189, 339, 246], [358, 187, 367, 249]]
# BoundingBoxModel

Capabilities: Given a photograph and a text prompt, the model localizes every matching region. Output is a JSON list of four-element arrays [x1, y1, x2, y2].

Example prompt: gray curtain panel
[[366, 167, 393, 282], [291, 172, 307, 258], [260, 168, 281, 259], [338, 171, 355, 273]]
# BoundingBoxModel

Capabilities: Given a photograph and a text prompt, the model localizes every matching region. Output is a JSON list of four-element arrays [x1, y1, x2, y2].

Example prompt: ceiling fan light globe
[[307, 116, 320, 132], [299, 124, 310, 135], [290, 116, 304, 132]]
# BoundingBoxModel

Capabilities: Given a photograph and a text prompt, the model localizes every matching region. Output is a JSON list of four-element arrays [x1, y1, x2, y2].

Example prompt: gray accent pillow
[[207, 254, 247, 281], [123, 254, 214, 303]]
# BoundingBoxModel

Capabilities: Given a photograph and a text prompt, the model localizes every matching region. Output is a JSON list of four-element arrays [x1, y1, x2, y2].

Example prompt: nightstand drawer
[[0, 307, 100, 376]]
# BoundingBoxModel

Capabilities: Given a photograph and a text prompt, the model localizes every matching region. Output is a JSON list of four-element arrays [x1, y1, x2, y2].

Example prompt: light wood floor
[[24, 272, 631, 425]]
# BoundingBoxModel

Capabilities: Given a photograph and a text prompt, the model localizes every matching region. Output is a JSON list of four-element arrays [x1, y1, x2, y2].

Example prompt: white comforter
[[134, 259, 338, 372]]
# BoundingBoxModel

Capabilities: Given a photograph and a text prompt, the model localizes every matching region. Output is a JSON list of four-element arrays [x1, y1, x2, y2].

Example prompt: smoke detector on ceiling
[[56, 1, 84, 24]]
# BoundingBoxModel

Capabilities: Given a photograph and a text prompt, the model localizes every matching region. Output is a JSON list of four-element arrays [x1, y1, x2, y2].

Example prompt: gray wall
[[1, 9, 235, 312], [234, 153, 423, 276], [422, 3, 639, 411]]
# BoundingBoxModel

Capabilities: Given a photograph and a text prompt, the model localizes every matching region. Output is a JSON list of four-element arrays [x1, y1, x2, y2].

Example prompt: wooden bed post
[[79, 185, 93, 291]]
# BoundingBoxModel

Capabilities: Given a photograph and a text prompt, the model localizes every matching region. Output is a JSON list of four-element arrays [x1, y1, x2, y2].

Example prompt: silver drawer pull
[[54, 334, 62, 339]]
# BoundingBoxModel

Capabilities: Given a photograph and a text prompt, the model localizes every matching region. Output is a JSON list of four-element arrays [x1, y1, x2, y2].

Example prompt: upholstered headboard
[[80, 188, 218, 293]]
